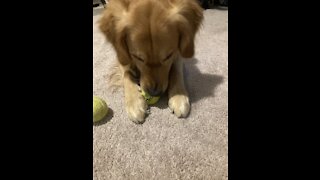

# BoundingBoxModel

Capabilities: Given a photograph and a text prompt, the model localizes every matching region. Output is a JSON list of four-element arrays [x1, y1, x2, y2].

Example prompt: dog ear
[[99, 1, 131, 65], [178, 20, 195, 58], [113, 27, 131, 65], [171, 0, 203, 58]]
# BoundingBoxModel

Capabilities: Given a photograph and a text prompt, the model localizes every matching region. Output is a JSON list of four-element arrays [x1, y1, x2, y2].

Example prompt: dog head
[[99, 0, 203, 96]]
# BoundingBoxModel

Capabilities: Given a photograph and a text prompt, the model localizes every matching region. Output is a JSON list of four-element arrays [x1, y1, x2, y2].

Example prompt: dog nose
[[146, 87, 162, 97]]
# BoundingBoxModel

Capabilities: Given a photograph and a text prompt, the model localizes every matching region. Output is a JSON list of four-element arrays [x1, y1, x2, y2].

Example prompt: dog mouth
[[129, 64, 170, 95]]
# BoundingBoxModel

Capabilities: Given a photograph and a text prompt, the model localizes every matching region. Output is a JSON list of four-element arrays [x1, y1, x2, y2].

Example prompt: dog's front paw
[[168, 95, 190, 118], [125, 95, 148, 124]]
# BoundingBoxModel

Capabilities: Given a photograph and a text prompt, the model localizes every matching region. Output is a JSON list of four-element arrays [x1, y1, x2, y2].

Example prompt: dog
[[99, 0, 203, 123]]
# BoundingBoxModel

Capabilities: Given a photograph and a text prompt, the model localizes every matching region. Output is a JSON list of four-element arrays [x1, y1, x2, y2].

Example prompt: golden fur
[[99, 0, 203, 123]]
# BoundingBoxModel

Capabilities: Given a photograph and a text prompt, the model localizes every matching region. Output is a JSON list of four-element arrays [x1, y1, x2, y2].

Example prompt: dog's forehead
[[129, 22, 177, 50], [127, 2, 179, 59], [130, 29, 177, 61], [128, 0, 176, 39], [132, 25, 171, 42]]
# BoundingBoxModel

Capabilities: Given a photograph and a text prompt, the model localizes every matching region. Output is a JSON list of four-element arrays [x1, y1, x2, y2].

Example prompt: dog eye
[[164, 52, 173, 61], [132, 54, 144, 62]]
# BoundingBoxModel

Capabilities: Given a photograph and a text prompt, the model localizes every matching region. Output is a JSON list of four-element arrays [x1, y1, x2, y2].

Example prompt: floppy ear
[[98, 2, 131, 65], [178, 20, 195, 58], [171, 0, 203, 58], [113, 27, 131, 65]]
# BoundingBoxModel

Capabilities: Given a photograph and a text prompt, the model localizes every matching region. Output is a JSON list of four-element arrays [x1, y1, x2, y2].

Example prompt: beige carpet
[[93, 7, 228, 180]]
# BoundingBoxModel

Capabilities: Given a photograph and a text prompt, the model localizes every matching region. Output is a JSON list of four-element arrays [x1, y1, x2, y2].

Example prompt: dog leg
[[122, 65, 148, 123], [168, 58, 190, 118]]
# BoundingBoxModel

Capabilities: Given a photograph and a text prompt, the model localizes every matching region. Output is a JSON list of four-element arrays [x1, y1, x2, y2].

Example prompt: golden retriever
[[99, 0, 203, 123]]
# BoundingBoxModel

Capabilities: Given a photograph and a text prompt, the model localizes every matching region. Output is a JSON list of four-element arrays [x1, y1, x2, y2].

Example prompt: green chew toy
[[93, 96, 108, 122], [141, 90, 160, 105]]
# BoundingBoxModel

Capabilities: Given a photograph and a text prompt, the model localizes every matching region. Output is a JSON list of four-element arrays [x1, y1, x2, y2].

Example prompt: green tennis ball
[[141, 90, 160, 105], [93, 96, 108, 122]]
